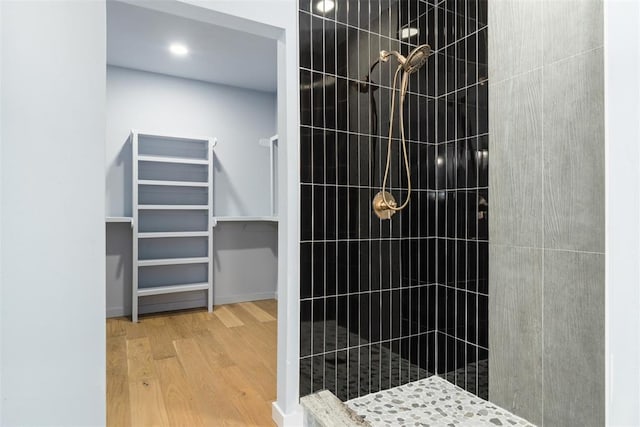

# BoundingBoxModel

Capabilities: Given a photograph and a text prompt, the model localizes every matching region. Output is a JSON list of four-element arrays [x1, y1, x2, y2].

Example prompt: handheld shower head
[[373, 43, 432, 220], [379, 44, 431, 74], [403, 44, 431, 73]]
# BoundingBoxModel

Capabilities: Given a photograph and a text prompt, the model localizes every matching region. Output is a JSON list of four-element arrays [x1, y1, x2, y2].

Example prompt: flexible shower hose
[[381, 65, 412, 211]]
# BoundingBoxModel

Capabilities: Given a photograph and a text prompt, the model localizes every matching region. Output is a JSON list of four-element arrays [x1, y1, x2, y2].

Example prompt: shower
[[299, 0, 492, 416], [372, 44, 431, 220]]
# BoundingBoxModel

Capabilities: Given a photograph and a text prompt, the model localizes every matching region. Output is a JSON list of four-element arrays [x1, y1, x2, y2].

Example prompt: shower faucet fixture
[[380, 45, 431, 75], [373, 44, 431, 220], [372, 191, 397, 220]]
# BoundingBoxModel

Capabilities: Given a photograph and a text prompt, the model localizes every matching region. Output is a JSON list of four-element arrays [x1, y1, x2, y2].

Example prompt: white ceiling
[[107, 1, 277, 92]]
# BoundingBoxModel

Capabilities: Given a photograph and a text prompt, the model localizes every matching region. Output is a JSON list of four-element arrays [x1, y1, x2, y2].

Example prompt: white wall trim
[[604, 0, 640, 425], [276, 26, 302, 418], [272, 401, 304, 427], [212, 292, 278, 306], [0, 0, 3, 420]]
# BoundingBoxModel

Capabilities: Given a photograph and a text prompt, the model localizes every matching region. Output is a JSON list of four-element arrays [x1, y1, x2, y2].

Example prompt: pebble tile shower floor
[[346, 376, 535, 427]]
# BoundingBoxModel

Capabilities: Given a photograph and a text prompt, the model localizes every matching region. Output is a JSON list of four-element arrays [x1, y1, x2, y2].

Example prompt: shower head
[[404, 44, 431, 73], [380, 44, 431, 74]]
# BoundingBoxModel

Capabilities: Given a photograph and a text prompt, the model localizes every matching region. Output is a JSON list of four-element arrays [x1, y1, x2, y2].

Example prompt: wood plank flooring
[[107, 300, 277, 427]]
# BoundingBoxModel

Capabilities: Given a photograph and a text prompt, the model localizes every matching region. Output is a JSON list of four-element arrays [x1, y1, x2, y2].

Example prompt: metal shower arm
[[379, 50, 406, 64]]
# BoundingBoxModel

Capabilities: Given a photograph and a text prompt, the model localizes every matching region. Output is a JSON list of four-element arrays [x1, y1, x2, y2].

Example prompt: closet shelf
[[133, 129, 217, 145], [139, 204, 208, 210], [138, 231, 209, 239], [106, 216, 133, 224], [212, 216, 279, 227], [214, 216, 279, 222], [138, 154, 209, 165], [137, 282, 210, 297], [138, 257, 209, 267], [138, 179, 208, 187]]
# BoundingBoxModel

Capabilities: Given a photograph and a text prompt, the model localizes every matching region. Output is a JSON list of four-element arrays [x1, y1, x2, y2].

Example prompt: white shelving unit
[[138, 231, 210, 238], [269, 135, 278, 216], [131, 130, 216, 322], [106, 216, 133, 225], [212, 216, 278, 227], [259, 134, 278, 216]]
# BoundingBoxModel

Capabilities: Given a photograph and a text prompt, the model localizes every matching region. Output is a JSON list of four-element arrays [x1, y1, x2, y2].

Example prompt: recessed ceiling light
[[399, 27, 420, 40], [169, 43, 189, 56], [315, 0, 335, 13]]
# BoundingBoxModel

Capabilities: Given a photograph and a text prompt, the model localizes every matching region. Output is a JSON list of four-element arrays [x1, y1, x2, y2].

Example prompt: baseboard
[[106, 306, 127, 318], [140, 298, 208, 315], [272, 401, 304, 427], [106, 292, 277, 318], [214, 291, 277, 305]]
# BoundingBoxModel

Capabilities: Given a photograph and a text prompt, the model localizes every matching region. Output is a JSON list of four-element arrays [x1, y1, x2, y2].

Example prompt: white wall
[[605, 0, 640, 425], [0, 0, 3, 421], [106, 65, 277, 217], [106, 65, 278, 316], [0, 1, 105, 425]]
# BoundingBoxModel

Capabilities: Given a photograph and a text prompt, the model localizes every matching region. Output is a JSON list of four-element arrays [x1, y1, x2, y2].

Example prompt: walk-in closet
[[104, 2, 280, 425]]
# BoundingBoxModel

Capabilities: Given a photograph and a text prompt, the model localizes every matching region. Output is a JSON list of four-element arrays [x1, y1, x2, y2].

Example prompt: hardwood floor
[[107, 300, 278, 426]]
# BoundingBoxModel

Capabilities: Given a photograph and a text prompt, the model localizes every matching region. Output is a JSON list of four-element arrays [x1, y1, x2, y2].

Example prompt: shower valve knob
[[372, 191, 397, 220]]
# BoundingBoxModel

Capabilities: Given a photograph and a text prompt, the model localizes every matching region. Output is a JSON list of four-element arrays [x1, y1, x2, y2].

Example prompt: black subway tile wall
[[299, 0, 488, 401]]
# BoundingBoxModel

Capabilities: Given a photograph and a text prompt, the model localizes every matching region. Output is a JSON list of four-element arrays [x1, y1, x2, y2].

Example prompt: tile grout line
[[490, 242, 605, 256], [334, 6, 340, 395], [475, 0, 481, 395], [541, 0, 545, 421], [490, 45, 604, 87], [299, 121, 490, 146], [322, 12, 327, 392]]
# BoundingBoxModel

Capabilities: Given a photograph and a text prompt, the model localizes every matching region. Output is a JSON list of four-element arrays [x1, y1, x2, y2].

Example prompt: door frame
[[114, 1, 302, 424]]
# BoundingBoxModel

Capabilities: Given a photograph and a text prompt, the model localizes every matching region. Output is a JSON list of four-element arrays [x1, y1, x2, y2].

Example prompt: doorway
[[105, 1, 281, 425]]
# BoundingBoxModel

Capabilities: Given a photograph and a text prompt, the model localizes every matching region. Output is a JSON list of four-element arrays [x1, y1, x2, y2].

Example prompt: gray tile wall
[[489, 69, 543, 248], [488, 0, 605, 425], [543, 251, 605, 427], [489, 245, 543, 424], [543, 48, 605, 253]]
